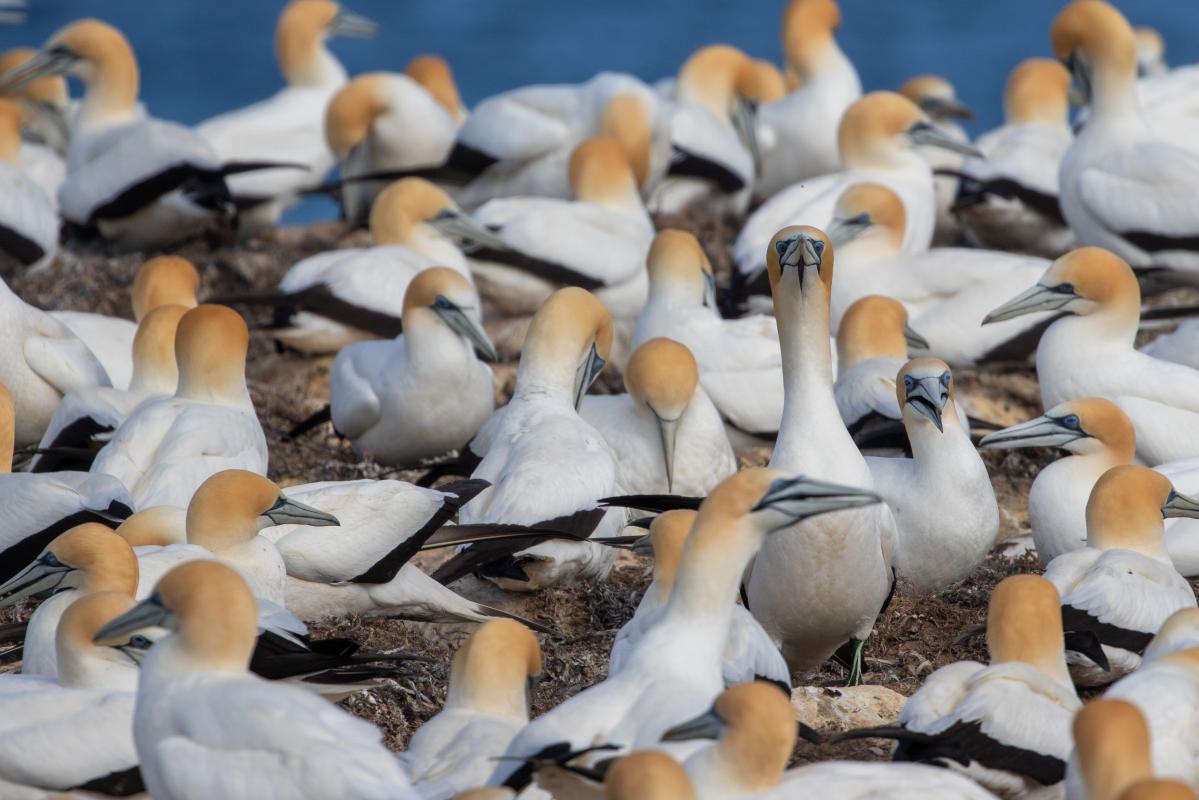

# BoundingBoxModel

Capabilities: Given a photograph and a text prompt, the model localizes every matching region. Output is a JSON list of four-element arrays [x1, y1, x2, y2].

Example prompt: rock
[[791, 684, 908, 732]]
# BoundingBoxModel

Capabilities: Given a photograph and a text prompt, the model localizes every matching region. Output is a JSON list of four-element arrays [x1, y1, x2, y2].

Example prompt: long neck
[[278, 30, 346, 87], [661, 518, 761, 634], [0, 406, 12, 473], [1088, 61, 1142, 124], [445, 659, 529, 720], [80, 54, 139, 128], [797, 39, 860, 95], [907, 400, 972, 466], [59, 645, 139, 691], [405, 317, 475, 372]]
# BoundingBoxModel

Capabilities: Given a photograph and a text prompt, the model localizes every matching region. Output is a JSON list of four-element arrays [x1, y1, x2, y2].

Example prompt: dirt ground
[[5, 215, 1192, 764]]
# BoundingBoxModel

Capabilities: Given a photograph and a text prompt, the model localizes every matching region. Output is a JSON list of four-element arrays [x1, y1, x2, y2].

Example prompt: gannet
[[436, 288, 620, 592], [581, 338, 736, 497], [754, 0, 861, 198], [33, 304, 187, 473], [833, 294, 946, 448], [632, 228, 785, 440], [1045, 465, 1199, 686], [94, 560, 418, 799], [836, 575, 1085, 797], [866, 359, 997, 593], [734, 92, 981, 282], [401, 620, 541, 799], [0, 592, 139, 797], [486, 468, 881, 790], [826, 183, 1054, 365], [48, 253, 199, 392], [608, 510, 789, 690], [984, 247, 1199, 464], [329, 267, 496, 467], [1051, 1, 1199, 281], [0, 20, 264, 250], [0, 46, 71, 159], [0, 98, 56, 271], [745, 227, 896, 682], [0, 383, 132, 585], [662, 681, 998, 800], [449, 71, 668, 210], [405, 54, 468, 125], [1065, 699, 1182, 800], [467, 136, 655, 319], [656, 45, 761, 215], [196, 0, 377, 227], [955, 58, 1076, 257], [0, 522, 136, 677], [216, 178, 487, 354], [1135, 26, 1167, 76], [91, 305, 269, 509], [257, 477, 556, 629], [898, 74, 973, 245], [325, 66, 458, 224]]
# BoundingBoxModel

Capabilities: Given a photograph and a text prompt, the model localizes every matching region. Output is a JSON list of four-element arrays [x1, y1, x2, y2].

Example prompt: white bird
[[581, 338, 735, 497], [325, 60, 461, 224], [661, 681, 998, 800], [983, 247, 1199, 465], [34, 303, 187, 474], [0, 384, 133, 586], [734, 91, 981, 283], [1051, 1, 1199, 282], [0, 276, 110, 448], [0, 592, 139, 798], [257, 477, 555, 630], [0, 20, 255, 250], [608, 510, 789, 690], [1045, 465, 1199, 686], [485, 468, 882, 791], [866, 359, 998, 594], [632, 228, 785, 442], [401, 620, 541, 800], [0, 98, 56, 271], [745, 227, 896, 682], [838, 575, 1083, 798], [450, 71, 668, 211], [955, 58, 1077, 258], [47, 253, 200, 392], [833, 294, 951, 448], [330, 267, 496, 467], [0, 45, 71, 159], [95, 560, 418, 800], [196, 0, 377, 227], [1064, 698, 1192, 800], [467, 136, 655, 320], [91, 305, 268, 509], [655, 45, 760, 216], [216, 177, 490, 354], [825, 183, 1054, 366], [898, 74, 974, 246], [753, 0, 861, 199], [436, 288, 620, 592]]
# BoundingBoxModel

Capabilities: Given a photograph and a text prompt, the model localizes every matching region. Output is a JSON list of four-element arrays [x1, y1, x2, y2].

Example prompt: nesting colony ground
[[7, 214, 1196, 765]]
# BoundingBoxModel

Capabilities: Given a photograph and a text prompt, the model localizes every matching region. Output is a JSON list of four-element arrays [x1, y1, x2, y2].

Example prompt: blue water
[[4, 1, 1198, 223]]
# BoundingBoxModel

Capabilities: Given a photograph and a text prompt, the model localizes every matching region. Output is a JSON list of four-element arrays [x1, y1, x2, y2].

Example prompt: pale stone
[[791, 684, 908, 732]]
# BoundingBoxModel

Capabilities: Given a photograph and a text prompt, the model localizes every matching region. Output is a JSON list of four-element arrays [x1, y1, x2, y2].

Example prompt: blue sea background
[[3, 1, 1197, 223]]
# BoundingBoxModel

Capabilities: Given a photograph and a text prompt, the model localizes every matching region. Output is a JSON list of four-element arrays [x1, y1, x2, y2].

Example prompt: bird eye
[[774, 240, 789, 258], [130, 635, 151, 648], [1062, 414, 1081, 431], [43, 552, 61, 567], [940, 372, 951, 387], [903, 375, 915, 389], [433, 295, 454, 310], [811, 240, 825, 255], [1051, 282, 1076, 295], [909, 121, 932, 134]]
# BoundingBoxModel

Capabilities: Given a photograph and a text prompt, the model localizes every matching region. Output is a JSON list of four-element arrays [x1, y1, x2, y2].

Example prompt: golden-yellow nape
[[173, 305, 250, 402], [275, 0, 341, 85], [61, 590, 136, 649], [1121, 781, 1198, 800], [746, 59, 787, 103], [836, 91, 927, 167], [521, 287, 614, 373], [131, 255, 200, 320], [47, 19, 139, 115], [604, 751, 696, 800], [833, 182, 906, 240], [1005, 58, 1072, 125], [448, 618, 541, 716], [324, 73, 387, 157], [0, 97, 20, 161], [568, 136, 638, 205], [1085, 464, 1174, 553], [402, 266, 474, 315], [1044, 246, 1139, 311], [1073, 698, 1152, 800], [1053, 397, 1136, 459], [894, 357, 954, 424], [899, 74, 953, 104], [986, 575, 1067, 677], [781, 0, 842, 79], [129, 304, 188, 392], [646, 229, 711, 287], [47, 523, 139, 595], [368, 177, 456, 244], [185, 469, 281, 550], [405, 54, 465, 123], [648, 509, 697, 593], [624, 338, 699, 418], [711, 681, 795, 790], [676, 44, 753, 116], [0, 47, 67, 106], [764, 225, 834, 310], [1050, 0, 1137, 79], [0, 382, 12, 472], [116, 506, 186, 548], [600, 93, 652, 189], [836, 294, 911, 367], [149, 559, 260, 671]]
